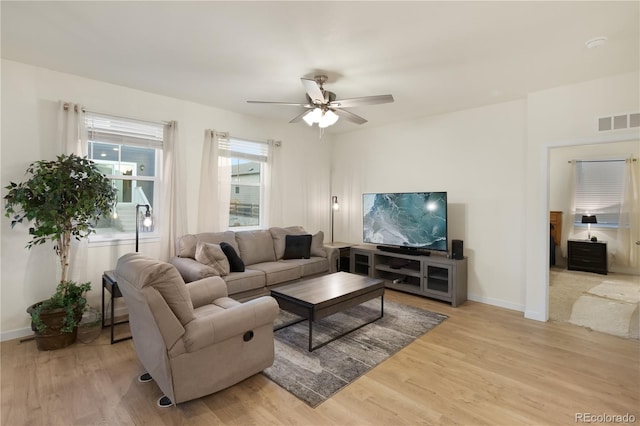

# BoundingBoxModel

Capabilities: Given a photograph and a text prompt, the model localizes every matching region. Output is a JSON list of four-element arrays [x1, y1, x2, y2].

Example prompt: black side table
[[102, 271, 132, 344], [567, 239, 608, 275], [325, 242, 353, 272]]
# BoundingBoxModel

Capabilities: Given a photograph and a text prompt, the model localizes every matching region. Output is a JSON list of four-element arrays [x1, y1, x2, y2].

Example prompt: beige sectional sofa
[[169, 226, 339, 301]]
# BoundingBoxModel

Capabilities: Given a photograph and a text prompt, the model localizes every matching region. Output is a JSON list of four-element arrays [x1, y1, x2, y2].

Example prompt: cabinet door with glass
[[423, 263, 453, 298], [351, 249, 373, 277]]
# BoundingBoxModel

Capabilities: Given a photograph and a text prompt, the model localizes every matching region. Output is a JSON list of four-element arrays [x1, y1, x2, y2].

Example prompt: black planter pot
[[27, 302, 82, 351]]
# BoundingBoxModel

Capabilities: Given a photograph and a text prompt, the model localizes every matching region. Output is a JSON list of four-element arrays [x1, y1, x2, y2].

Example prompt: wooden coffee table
[[270, 272, 385, 351]]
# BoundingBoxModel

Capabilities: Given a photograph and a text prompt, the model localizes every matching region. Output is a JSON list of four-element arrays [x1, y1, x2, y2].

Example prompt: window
[[573, 159, 625, 227], [219, 137, 269, 228], [86, 113, 163, 240]]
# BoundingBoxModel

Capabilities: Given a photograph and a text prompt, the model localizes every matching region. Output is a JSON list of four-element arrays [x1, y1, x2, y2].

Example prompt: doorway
[[547, 140, 640, 340]]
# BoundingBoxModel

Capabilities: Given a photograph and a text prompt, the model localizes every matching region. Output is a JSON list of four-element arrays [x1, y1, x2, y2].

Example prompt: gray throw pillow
[[310, 231, 326, 257], [194, 242, 230, 276]]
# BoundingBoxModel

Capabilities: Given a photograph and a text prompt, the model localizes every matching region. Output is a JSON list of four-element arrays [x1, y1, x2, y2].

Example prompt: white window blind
[[574, 159, 625, 226], [86, 113, 163, 148], [219, 137, 269, 162]]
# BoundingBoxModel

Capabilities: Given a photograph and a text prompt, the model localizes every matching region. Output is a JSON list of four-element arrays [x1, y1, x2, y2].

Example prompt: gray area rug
[[263, 298, 447, 407]]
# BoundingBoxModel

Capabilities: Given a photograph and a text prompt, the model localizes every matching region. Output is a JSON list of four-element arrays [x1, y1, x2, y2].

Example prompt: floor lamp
[[581, 215, 597, 240], [331, 196, 339, 243], [135, 204, 153, 252]]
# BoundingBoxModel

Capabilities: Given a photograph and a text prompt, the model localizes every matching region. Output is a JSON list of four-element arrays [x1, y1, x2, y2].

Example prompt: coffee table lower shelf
[[270, 272, 385, 352], [273, 295, 384, 351]]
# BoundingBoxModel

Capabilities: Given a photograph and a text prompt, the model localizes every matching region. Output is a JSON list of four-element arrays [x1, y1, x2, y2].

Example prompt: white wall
[[525, 71, 640, 321], [332, 100, 528, 311], [331, 71, 640, 321], [0, 59, 333, 339], [2, 59, 637, 339], [549, 141, 640, 273]]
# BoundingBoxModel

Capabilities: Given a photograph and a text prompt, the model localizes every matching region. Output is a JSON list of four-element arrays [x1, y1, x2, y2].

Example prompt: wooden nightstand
[[567, 239, 607, 275]]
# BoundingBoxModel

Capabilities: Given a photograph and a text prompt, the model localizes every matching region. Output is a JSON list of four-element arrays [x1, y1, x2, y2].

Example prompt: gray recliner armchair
[[114, 253, 279, 406]]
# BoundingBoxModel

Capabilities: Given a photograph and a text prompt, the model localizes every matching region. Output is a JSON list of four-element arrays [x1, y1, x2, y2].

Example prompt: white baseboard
[[524, 310, 547, 322], [1, 327, 34, 342], [467, 293, 525, 313], [1, 306, 129, 343]]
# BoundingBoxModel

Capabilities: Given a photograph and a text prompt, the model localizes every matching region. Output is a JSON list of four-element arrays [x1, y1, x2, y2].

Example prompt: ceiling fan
[[247, 75, 394, 128]]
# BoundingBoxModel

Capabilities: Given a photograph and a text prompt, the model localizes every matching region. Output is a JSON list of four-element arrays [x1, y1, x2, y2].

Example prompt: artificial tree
[[4, 153, 117, 349]]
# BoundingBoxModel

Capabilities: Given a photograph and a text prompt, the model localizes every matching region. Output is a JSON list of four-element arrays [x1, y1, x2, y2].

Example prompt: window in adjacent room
[[219, 136, 269, 228], [85, 112, 164, 241], [573, 158, 625, 227]]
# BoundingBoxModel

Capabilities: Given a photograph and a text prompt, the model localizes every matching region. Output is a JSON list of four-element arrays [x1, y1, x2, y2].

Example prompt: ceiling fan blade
[[289, 109, 311, 124], [329, 94, 394, 108], [300, 78, 326, 104], [333, 108, 368, 125], [247, 100, 313, 107]]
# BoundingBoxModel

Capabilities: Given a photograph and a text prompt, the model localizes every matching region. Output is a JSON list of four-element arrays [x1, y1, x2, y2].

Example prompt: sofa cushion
[[282, 257, 329, 277], [176, 234, 198, 258], [220, 242, 245, 272], [249, 261, 302, 286], [222, 269, 266, 295], [175, 231, 239, 260], [282, 234, 312, 259], [198, 231, 239, 253], [236, 230, 277, 265], [270, 226, 307, 259], [195, 242, 230, 276], [310, 231, 327, 258]]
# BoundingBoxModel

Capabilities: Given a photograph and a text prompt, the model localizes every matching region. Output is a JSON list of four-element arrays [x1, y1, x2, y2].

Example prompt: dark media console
[[352, 244, 467, 307], [377, 245, 431, 256]]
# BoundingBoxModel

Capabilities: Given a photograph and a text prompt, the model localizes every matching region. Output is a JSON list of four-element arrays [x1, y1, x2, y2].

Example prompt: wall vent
[[598, 112, 640, 132]]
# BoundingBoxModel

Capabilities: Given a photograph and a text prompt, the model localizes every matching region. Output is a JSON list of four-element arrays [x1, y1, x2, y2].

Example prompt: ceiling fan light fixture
[[248, 75, 393, 127], [319, 109, 339, 128], [303, 107, 322, 126]]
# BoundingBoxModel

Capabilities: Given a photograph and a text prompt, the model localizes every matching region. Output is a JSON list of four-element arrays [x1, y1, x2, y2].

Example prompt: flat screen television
[[363, 191, 448, 252]]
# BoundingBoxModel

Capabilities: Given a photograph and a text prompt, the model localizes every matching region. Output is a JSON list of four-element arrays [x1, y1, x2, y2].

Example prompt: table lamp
[[581, 215, 597, 240]]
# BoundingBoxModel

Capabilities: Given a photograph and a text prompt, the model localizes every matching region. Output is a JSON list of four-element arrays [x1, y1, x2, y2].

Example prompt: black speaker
[[452, 240, 464, 259]]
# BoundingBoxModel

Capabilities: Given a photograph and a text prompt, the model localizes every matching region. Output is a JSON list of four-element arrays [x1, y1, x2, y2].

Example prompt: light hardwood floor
[[2, 289, 638, 425]]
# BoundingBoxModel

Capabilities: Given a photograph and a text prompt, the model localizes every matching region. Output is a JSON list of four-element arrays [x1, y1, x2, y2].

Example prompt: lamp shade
[[319, 110, 339, 128], [581, 215, 597, 224]]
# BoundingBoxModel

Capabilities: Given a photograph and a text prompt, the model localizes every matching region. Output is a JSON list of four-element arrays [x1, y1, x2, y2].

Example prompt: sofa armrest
[[186, 276, 228, 309], [324, 245, 339, 273], [169, 256, 218, 283], [182, 296, 279, 352]]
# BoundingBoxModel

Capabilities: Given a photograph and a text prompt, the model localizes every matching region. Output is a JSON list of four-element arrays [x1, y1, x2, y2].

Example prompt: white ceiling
[[2, 1, 639, 133]]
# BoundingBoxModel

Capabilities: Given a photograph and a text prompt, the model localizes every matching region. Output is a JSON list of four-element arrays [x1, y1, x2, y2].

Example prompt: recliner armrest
[[186, 276, 228, 308], [182, 296, 279, 353], [169, 256, 218, 283]]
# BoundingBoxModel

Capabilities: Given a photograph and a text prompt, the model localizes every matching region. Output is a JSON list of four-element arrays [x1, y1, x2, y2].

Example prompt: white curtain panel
[[198, 130, 231, 232], [563, 160, 578, 255], [264, 139, 283, 227], [59, 100, 88, 157], [615, 158, 639, 267], [160, 121, 187, 260], [217, 157, 231, 229], [59, 100, 89, 282]]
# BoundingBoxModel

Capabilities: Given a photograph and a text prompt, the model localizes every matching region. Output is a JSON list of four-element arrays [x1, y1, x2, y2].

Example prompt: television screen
[[363, 192, 448, 251]]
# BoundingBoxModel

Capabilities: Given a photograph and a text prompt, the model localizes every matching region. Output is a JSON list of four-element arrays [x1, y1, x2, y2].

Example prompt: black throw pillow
[[220, 242, 245, 272], [282, 234, 312, 259]]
